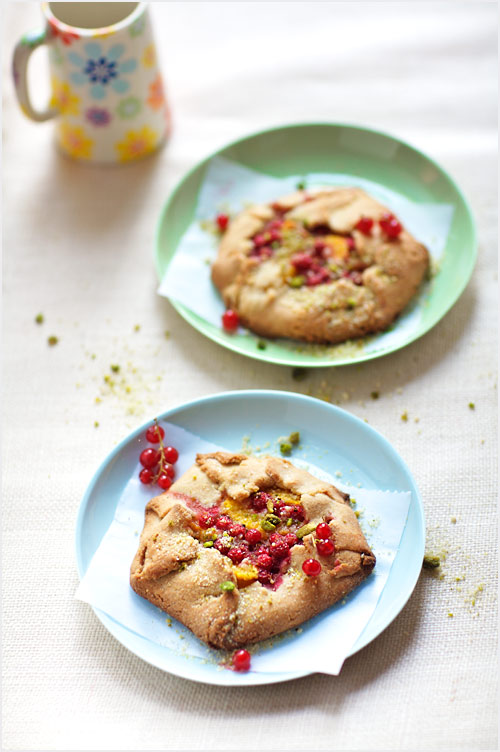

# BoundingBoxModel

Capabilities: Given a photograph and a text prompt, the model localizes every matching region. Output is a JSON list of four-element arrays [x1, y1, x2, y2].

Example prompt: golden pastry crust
[[211, 187, 429, 343], [130, 452, 375, 649]]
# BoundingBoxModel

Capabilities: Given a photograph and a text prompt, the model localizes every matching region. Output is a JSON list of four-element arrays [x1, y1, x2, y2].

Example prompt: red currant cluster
[[301, 521, 336, 577], [138, 422, 179, 491], [355, 212, 403, 238]]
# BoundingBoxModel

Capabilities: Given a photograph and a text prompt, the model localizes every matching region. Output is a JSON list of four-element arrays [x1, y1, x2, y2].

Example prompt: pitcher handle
[[12, 28, 58, 122]]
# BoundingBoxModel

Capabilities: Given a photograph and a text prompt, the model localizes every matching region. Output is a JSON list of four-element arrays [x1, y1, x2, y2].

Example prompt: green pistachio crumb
[[94, 421, 99, 428], [110, 364, 120, 373], [271, 241, 280, 249], [257, 340, 267, 350], [468, 402, 475, 410], [220, 581, 235, 592], [371, 391, 380, 400], [133, 324, 141, 332], [266, 500, 275, 513], [35, 313, 44, 324], [261, 514, 280, 532], [448, 612, 454, 618], [164, 330, 171, 339], [423, 555, 440, 569], [47, 336, 59, 346], [346, 298, 356, 309], [292, 367, 308, 381], [451, 516, 457, 524], [289, 431, 300, 445], [286, 518, 293, 527], [296, 180, 306, 190], [280, 441, 292, 455], [203, 541, 214, 548], [401, 411, 409, 422], [296, 522, 316, 539], [288, 275, 305, 288]]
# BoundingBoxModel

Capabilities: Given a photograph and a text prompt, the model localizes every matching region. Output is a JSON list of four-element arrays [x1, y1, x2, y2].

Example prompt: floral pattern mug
[[12, 2, 170, 163]]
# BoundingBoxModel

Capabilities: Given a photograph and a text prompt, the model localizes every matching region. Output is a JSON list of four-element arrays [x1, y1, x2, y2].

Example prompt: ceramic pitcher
[[12, 2, 171, 163]]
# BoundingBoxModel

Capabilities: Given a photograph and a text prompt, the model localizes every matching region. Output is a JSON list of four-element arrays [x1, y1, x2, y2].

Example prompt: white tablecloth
[[2, 3, 497, 750]]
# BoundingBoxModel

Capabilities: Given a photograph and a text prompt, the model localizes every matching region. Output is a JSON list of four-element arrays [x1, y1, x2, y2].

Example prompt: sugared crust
[[130, 452, 375, 650], [211, 187, 429, 343]]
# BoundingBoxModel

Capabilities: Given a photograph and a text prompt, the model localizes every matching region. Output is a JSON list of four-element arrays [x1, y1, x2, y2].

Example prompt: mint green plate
[[155, 123, 476, 367]]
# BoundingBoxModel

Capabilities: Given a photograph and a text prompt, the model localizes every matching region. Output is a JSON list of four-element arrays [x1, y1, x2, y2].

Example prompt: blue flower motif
[[68, 42, 137, 100]]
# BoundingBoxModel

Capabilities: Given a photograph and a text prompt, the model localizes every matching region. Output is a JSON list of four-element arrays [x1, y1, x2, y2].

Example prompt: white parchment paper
[[157, 157, 454, 352], [76, 422, 411, 676]]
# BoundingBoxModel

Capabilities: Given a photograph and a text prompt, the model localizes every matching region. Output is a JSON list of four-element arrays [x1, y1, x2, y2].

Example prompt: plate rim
[[154, 120, 477, 368], [75, 388, 425, 686]]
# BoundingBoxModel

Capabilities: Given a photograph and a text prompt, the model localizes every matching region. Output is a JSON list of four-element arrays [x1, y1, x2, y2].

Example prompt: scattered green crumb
[[292, 367, 308, 381], [35, 313, 44, 324], [164, 330, 171, 339], [288, 274, 305, 288], [203, 541, 214, 548], [94, 421, 99, 428], [110, 364, 120, 373], [166, 618, 172, 626], [355, 510, 361, 518], [220, 581, 235, 592], [370, 391, 380, 400], [47, 336, 59, 346], [401, 411, 408, 422], [90, 353, 96, 360], [350, 498, 357, 507], [241, 435, 252, 455], [468, 402, 475, 410], [451, 516, 457, 524], [423, 554, 440, 569], [448, 612, 454, 618], [346, 298, 357, 309], [133, 324, 141, 332], [289, 431, 300, 445], [296, 180, 306, 190], [280, 441, 292, 455], [257, 340, 267, 350]]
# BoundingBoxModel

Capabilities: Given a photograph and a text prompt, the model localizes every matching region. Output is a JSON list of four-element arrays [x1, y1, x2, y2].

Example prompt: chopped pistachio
[[164, 330, 171, 339], [203, 541, 214, 548], [35, 313, 44, 324], [280, 441, 292, 455], [401, 411, 408, 422], [261, 514, 280, 532], [257, 340, 267, 350], [110, 364, 120, 373], [288, 275, 305, 288], [468, 402, 475, 410], [346, 298, 356, 309], [292, 367, 308, 381], [448, 612, 454, 618], [451, 516, 457, 524], [47, 335, 59, 346], [296, 522, 316, 539], [286, 518, 293, 527], [220, 580, 235, 591], [94, 421, 99, 428], [133, 324, 141, 332], [371, 391, 380, 400], [266, 500, 275, 514], [289, 431, 300, 445], [296, 180, 306, 190], [423, 555, 440, 569]]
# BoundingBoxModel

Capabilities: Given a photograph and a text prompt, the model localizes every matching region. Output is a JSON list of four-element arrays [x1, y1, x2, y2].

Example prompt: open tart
[[130, 452, 375, 649], [211, 187, 429, 343]]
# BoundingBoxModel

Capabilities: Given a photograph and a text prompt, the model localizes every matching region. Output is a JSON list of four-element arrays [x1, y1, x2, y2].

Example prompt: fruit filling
[[247, 209, 403, 289], [188, 491, 336, 589]]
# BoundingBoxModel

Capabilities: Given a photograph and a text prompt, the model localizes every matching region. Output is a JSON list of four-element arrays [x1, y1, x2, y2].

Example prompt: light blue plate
[[76, 390, 425, 685]]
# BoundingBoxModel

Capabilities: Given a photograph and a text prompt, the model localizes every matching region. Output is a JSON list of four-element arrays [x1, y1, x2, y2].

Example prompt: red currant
[[346, 236, 355, 251], [249, 492, 270, 512], [290, 505, 305, 521], [228, 547, 246, 564], [316, 522, 331, 539], [222, 309, 239, 332], [232, 649, 251, 672], [291, 252, 314, 271], [257, 569, 272, 585], [355, 217, 374, 235], [216, 213, 229, 232], [269, 538, 289, 558], [139, 448, 159, 469], [162, 446, 178, 464], [157, 474, 172, 491], [244, 528, 262, 545], [139, 468, 153, 484], [256, 552, 273, 569], [229, 523, 245, 538], [284, 533, 298, 547], [379, 213, 402, 238], [214, 538, 231, 555], [162, 462, 175, 479], [145, 424, 165, 443], [215, 515, 231, 531], [302, 558, 322, 576], [316, 539, 335, 556]]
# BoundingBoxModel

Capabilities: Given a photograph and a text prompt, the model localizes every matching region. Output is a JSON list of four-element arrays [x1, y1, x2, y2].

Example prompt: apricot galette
[[211, 187, 429, 343], [130, 452, 375, 649]]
